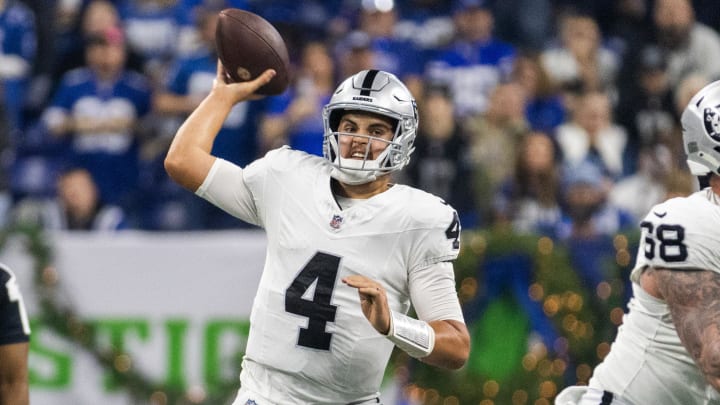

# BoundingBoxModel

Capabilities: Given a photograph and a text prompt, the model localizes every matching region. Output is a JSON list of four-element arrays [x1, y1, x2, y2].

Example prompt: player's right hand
[[212, 60, 276, 105], [342, 275, 391, 335]]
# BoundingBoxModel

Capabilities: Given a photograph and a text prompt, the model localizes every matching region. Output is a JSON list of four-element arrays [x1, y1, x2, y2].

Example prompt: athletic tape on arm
[[385, 310, 435, 358]]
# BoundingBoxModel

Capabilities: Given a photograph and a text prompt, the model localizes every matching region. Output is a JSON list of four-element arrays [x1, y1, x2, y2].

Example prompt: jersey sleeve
[[195, 148, 298, 228], [195, 157, 265, 226], [632, 195, 720, 280], [409, 200, 461, 272], [409, 261, 464, 323]]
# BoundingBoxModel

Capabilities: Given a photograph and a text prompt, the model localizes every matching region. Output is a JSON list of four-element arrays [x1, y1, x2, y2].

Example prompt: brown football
[[215, 8, 290, 95]]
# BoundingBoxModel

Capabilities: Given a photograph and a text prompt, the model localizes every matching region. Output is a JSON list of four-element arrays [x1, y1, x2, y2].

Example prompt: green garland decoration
[[0, 224, 240, 405], [399, 227, 638, 405]]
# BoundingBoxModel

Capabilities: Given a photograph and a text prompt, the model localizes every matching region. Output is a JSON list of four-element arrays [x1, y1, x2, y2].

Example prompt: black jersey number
[[285, 252, 340, 350], [445, 211, 461, 250], [640, 221, 688, 262]]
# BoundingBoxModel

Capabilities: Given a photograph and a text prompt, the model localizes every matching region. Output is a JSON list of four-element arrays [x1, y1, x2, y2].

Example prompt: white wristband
[[385, 310, 435, 359]]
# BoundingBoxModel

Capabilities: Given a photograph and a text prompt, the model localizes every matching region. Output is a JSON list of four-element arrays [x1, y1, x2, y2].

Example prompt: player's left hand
[[342, 275, 391, 335]]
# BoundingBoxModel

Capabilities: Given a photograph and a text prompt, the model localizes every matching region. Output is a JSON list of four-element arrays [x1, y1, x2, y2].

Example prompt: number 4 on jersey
[[285, 252, 340, 350], [445, 211, 461, 250]]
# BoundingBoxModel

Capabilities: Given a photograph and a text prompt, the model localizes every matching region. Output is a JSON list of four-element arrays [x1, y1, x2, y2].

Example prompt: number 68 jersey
[[630, 189, 720, 283], [587, 189, 720, 404], [197, 147, 462, 404]]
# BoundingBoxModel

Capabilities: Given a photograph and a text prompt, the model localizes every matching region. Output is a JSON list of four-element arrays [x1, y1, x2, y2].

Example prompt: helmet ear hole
[[329, 109, 345, 132], [699, 174, 711, 188]]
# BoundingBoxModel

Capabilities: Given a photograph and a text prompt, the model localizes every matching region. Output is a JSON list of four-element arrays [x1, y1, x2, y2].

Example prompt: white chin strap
[[329, 157, 380, 185]]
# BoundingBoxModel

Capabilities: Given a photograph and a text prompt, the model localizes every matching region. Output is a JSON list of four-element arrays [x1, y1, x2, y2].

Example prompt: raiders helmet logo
[[703, 106, 720, 141]]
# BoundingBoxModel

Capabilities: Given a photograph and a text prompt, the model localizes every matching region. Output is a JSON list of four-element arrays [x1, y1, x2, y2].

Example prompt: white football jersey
[[571, 189, 720, 404], [631, 189, 720, 281], [197, 147, 462, 403]]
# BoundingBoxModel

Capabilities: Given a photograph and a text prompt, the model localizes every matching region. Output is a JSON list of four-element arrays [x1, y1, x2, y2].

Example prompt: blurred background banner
[[0, 230, 267, 405]]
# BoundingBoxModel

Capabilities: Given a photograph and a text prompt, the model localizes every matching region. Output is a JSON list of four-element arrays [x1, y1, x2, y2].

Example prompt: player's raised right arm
[[164, 62, 275, 191], [653, 267, 720, 391]]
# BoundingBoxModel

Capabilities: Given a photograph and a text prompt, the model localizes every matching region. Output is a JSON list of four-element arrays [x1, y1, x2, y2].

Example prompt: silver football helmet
[[322, 70, 418, 185], [681, 79, 720, 176]]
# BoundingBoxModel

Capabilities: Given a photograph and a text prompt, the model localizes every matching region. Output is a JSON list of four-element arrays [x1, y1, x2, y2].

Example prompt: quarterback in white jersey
[[165, 66, 470, 404], [555, 81, 720, 404]]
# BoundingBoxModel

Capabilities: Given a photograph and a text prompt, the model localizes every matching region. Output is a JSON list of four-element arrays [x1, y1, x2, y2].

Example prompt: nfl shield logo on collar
[[245, 400, 257, 405], [330, 214, 344, 229]]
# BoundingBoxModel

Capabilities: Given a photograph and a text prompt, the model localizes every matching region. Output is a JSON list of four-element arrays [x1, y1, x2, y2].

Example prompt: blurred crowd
[[0, 0, 715, 234]]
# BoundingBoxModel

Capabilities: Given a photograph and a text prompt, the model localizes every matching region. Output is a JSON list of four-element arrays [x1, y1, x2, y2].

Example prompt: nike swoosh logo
[[653, 211, 667, 218]]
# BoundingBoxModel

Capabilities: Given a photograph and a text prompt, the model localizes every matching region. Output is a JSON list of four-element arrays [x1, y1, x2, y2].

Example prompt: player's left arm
[[423, 317, 470, 370], [652, 267, 720, 391], [342, 261, 470, 370], [410, 260, 470, 370]]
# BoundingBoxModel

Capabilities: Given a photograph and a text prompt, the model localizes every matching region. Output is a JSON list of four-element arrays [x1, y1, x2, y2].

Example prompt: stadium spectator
[[554, 90, 629, 180], [464, 82, 528, 223], [425, 0, 516, 118], [52, 0, 144, 87], [351, 2, 424, 96], [492, 0, 552, 50], [609, 143, 678, 222], [615, 44, 676, 168], [336, 30, 375, 81], [510, 52, 566, 132], [403, 83, 477, 228], [42, 25, 152, 209], [653, 0, 720, 87], [494, 131, 562, 235], [13, 166, 127, 230], [117, 0, 186, 84], [541, 12, 620, 95], [0, 0, 36, 132], [554, 160, 634, 242]]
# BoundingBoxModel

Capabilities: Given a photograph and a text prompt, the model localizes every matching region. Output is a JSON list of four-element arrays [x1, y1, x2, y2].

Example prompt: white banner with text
[[1, 230, 269, 405]]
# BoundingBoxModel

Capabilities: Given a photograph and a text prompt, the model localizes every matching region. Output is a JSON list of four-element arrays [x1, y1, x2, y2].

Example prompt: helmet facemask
[[322, 70, 418, 185]]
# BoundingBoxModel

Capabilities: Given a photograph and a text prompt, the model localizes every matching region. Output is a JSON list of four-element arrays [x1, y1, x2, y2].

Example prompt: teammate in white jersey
[[555, 81, 720, 404], [165, 65, 470, 404], [0, 263, 31, 405]]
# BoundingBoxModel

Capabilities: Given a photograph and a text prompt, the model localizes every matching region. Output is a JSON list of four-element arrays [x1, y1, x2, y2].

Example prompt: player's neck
[[710, 174, 720, 196], [332, 177, 392, 199]]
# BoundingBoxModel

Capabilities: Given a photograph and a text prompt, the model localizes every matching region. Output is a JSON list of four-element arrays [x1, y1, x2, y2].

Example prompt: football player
[[0, 263, 31, 405], [165, 66, 470, 404], [555, 80, 720, 404]]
